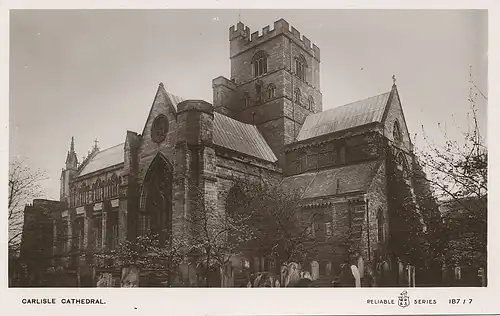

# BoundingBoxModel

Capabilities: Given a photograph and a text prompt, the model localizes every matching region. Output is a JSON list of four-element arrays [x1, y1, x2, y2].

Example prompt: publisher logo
[[398, 290, 410, 308]]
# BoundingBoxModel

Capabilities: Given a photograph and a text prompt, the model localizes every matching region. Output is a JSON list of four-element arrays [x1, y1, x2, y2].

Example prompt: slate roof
[[213, 112, 277, 162], [297, 91, 391, 141], [281, 160, 382, 199], [78, 143, 125, 176]]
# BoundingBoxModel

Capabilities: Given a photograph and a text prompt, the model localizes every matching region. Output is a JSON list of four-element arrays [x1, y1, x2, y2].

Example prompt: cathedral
[[21, 18, 436, 287]]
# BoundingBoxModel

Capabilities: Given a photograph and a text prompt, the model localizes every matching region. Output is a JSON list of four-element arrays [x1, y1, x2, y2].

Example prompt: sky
[[9, 9, 488, 201]]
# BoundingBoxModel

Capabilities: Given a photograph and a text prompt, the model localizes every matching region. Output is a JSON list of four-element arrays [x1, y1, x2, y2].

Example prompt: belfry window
[[295, 55, 307, 80], [267, 84, 276, 100], [252, 51, 268, 77]]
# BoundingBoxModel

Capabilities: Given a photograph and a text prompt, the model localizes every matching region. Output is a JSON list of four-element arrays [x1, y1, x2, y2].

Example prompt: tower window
[[267, 84, 276, 100], [252, 51, 268, 77], [295, 55, 307, 80], [393, 121, 402, 144], [308, 96, 314, 111], [294, 88, 301, 104]]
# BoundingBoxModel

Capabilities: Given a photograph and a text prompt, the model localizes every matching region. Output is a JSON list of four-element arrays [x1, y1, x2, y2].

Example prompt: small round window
[[151, 115, 169, 143]]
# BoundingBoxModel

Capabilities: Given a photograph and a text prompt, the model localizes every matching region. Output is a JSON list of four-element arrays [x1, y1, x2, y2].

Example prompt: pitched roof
[[297, 91, 391, 141], [164, 90, 184, 110], [78, 143, 124, 176], [281, 160, 382, 199], [213, 112, 277, 162]]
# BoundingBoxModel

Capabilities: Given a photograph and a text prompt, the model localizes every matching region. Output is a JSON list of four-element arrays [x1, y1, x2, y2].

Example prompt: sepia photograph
[[7, 8, 488, 293]]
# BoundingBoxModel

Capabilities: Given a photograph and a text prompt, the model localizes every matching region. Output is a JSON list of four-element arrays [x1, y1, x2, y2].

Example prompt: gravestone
[[311, 261, 319, 280]]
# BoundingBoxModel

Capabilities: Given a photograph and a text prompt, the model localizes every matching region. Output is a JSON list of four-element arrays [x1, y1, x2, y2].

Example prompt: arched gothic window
[[96, 178, 102, 201], [91, 183, 96, 202], [111, 173, 119, 197], [267, 84, 276, 100], [295, 55, 307, 80], [308, 96, 314, 111], [294, 88, 301, 104], [252, 51, 268, 77], [393, 121, 402, 144], [140, 154, 173, 240]]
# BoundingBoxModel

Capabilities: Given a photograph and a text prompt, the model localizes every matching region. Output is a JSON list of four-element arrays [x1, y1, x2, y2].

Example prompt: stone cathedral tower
[[212, 19, 322, 164]]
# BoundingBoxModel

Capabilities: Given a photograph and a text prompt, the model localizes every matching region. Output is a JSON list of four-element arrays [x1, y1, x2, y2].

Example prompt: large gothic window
[[140, 154, 173, 240], [252, 51, 268, 77], [295, 55, 307, 80]]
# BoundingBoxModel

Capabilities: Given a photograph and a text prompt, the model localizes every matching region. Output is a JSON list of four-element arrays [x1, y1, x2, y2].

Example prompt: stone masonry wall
[[383, 87, 412, 153], [364, 161, 389, 265], [215, 150, 281, 213]]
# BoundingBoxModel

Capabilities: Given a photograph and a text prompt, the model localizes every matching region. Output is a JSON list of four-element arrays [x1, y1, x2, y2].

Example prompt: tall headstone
[[311, 261, 319, 280], [121, 266, 139, 287], [351, 265, 361, 287]]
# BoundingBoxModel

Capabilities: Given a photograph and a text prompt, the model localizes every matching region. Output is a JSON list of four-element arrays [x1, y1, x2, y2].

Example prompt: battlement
[[229, 18, 320, 61], [177, 100, 214, 116], [212, 76, 237, 90]]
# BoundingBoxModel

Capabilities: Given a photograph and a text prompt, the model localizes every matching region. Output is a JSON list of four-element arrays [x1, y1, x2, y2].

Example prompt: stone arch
[[139, 154, 174, 240]]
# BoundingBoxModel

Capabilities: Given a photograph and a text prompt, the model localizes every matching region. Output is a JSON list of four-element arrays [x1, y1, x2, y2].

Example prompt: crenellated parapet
[[229, 18, 320, 61]]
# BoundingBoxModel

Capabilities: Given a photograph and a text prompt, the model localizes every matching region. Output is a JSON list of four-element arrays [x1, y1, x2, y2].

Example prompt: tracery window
[[110, 174, 119, 197], [252, 51, 268, 77], [151, 115, 169, 144]]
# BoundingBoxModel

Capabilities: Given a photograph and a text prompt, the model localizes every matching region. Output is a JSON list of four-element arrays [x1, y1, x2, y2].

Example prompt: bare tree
[[415, 66, 487, 279], [230, 180, 317, 266], [8, 159, 46, 252], [184, 183, 254, 287]]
